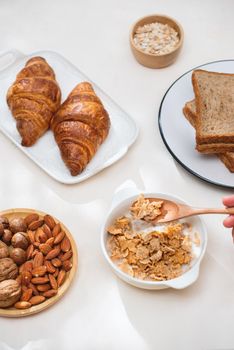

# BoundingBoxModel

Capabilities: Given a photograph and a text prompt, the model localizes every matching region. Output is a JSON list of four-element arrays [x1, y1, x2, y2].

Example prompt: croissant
[[51, 82, 110, 176], [7, 56, 61, 146]]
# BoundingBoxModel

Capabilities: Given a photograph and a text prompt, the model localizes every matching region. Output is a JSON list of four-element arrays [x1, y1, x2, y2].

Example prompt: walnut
[[0, 279, 21, 308], [0, 258, 18, 282], [11, 232, 29, 250], [9, 217, 27, 234], [0, 241, 9, 259]]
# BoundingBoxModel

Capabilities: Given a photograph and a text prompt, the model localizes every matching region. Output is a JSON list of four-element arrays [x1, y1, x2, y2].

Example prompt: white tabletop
[[1, 0, 234, 349]]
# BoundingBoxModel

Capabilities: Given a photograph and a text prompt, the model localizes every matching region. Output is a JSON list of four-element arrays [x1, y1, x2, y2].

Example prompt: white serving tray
[[0, 50, 138, 184]]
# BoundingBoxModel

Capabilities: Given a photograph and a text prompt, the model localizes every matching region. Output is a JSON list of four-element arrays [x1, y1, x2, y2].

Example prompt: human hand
[[223, 195, 234, 227], [223, 195, 234, 241]]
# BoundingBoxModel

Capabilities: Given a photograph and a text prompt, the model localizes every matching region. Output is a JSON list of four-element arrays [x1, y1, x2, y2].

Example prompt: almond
[[45, 247, 60, 260], [21, 271, 32, 286], [24, 213, 39, 226], [28, 230, 35, 244], [31, 277, 49, 284], [26, 244, 34, 259], [42, 224, 52, 238], [37, 283, 51, 292], [28, 219, 44, 231], [33, 242, 40, 248], [33, 252, 44, 268], [32, 265, 47, 277], [23, 261, 33, 272], [51, 258, 62, 268], [48, 273, 58, 289], [53, 268, 59, 278], [39, 243, 52, 255], [61, 250, 73, 261], [63, 260, 73, 272], [35, 227, 46, 243], [14, 301, 31, 309], [21, 285, 28, 292], [32, 248, 39, 257], [46, 237, 54, 246], [61, 236, 71, 252], [52, 223, 61, 237], [57, 269, 66, 287], [43, 289, 58, 298], [16, 275, 22, 285], [45, 260, 56, 274], [29, 295, 45, 305], [54, 231, 65, 244], [21, 288, 33, 302], [29, 282, 39, 296], [44, 215, 56, 230]]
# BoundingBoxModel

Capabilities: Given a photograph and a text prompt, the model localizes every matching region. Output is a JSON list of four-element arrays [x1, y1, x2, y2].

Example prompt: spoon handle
[[192, 207, 234, 215]]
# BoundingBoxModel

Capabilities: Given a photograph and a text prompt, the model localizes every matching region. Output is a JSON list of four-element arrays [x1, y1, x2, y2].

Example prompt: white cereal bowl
[[101, 187, 207, 290]]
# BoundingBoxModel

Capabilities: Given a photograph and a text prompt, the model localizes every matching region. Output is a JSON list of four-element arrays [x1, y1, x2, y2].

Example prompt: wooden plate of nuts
[[0, 208, 78, 317]]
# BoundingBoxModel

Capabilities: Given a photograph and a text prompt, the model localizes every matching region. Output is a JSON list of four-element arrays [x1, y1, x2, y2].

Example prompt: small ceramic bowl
[[101, 187, 207, 290], [130, 14, 184, 68]]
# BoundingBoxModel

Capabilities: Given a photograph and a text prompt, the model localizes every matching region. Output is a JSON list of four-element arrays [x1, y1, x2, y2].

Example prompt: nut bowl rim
[[0, 208, 78, 317]]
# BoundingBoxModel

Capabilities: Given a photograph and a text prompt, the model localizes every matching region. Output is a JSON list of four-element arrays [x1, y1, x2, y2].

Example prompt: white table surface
[[0, 0, 234, 349]]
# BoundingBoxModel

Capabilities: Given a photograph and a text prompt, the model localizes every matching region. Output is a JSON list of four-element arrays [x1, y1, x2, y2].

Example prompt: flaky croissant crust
[[7, 56, 61, 146], [51, 82, 110, 176]]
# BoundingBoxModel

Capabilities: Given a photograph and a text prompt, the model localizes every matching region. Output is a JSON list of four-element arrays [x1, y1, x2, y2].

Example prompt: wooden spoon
[[139, 198, 234, 224]]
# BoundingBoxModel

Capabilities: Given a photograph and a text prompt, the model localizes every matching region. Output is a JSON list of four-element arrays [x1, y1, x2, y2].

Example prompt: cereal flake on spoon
[[130, 194, 163, 221]]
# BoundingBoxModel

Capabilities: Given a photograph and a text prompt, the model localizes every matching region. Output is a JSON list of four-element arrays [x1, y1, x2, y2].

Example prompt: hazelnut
[[0, 241, 9, 259], [0, 224, 4, 237], [9, 217, 27, 234], [0, 279, 21, 308], [0, 258, 18, 281], [2, 229, 13, 246], [11, 232, 29, 250], [10, 248, 26, 265], [0, 216, 9, 229], [0, 217, 9, 237]]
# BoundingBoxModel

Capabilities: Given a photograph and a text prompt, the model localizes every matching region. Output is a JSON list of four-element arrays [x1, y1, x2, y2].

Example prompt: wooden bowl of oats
[[101, 189, 207, 290], [130, 14, 184, 68]]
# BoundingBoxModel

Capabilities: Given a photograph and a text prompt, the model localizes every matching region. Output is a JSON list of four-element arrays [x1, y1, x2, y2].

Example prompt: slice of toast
[[192, 69, 234, 151], [183, 99, 234, 172]]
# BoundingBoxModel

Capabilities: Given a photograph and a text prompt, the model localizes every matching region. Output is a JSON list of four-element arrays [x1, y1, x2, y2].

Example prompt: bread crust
[[183, 99, 234, 171], [192, 69, 234, 147]]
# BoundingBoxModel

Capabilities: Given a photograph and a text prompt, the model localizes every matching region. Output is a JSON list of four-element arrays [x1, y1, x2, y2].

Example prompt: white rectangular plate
[[0, 50, 138, 184]]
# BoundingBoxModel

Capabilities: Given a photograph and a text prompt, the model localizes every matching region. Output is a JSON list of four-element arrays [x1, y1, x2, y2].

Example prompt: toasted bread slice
[[192, 69, 234, 149], [183, 99, 234, 172]]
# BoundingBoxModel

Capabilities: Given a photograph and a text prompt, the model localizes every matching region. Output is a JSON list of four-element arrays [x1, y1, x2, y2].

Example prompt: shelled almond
[[0, 211, 74, 311]]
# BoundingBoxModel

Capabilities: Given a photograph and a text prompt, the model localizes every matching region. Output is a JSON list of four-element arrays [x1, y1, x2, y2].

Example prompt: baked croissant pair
[[7, 57, 110, 176]]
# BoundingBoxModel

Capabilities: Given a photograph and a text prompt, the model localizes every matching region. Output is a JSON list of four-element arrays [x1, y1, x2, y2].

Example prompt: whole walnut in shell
[[0, 279, 21, 308], [11, 232, 29, 250], [0, 258, 18, 282], [10, 248, 26, 265], [9, 217, 27, 234], [0, 241, 9, 259]]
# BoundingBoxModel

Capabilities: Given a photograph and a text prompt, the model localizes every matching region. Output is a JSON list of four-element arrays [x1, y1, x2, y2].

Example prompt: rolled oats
[[133, 22, 179, 56]]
